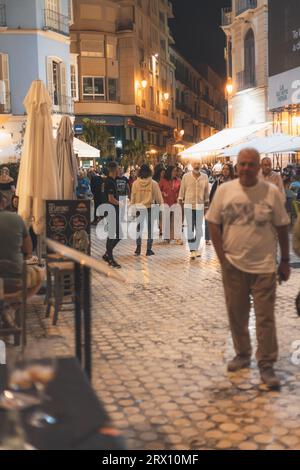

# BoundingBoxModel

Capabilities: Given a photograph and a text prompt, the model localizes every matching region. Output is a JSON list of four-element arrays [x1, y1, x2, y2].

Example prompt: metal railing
[[176, 101, 193, 115], [0, 92, 11, 114], [236, 0, 257, 16], [116, 20, 134, 32], [0, 4, 6, 27], [51, 94, 74, 115], [236, 70, 256, 92], [221, 7, 232, 26], [46, 239, 124, 380], [44, 9, 70, 36]]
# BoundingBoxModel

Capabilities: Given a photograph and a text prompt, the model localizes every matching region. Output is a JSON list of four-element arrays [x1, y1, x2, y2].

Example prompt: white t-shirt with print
[[206, 179, 290, 274]]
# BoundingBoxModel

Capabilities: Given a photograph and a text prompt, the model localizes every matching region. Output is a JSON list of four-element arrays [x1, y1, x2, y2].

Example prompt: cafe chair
[[0, 260, 27, 347], [45, 259, 75, 326]]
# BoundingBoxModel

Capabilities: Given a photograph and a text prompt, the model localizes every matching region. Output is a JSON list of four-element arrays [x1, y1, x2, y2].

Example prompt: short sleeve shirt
[[116, 176, 129, 197], [206, 179, 290, 273], [105, 176, 119, 205]]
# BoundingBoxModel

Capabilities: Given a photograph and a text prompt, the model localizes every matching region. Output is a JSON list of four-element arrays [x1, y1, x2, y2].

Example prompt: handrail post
[[83, 267, 92, 380], [74, 263, 82, 366]]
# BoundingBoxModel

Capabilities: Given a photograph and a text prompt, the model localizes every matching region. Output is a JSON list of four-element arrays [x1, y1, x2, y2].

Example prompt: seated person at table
[[0, 192, 44, 293]]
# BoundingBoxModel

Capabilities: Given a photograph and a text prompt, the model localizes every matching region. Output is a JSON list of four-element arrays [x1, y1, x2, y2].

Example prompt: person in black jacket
[[205, 163, 235, 244], [90, 170, 104, 225]]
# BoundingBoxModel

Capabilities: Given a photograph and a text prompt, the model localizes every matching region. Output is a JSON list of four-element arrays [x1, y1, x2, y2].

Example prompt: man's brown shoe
[[260, 367, 281, 389], [227, 356, 251, 372]]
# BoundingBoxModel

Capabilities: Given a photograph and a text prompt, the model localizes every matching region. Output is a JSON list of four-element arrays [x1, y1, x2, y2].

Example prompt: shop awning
[[0, 145, 19, 164], [222, 133, 300, 158], [180, 122, 271, 160], [73, 138, 100, 159]]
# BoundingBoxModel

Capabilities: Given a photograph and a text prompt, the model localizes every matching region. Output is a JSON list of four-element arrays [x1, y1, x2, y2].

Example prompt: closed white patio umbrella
[[57, 116, 78, 200], [16, 80, 60, 235]]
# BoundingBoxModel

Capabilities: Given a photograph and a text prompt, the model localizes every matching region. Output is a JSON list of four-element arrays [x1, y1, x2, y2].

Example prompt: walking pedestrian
[[131, 164, 163, 256], [206, 148, 290, 389], [159, 166, 181, 243], [102, 162, 123, 269], [260, 157, 285, 197], [205, 163, 235, 245], [178, 162, 209, 259]]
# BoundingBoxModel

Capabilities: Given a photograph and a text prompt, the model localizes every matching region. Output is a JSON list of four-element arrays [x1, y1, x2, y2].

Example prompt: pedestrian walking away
[[131, 164, 163, 257]]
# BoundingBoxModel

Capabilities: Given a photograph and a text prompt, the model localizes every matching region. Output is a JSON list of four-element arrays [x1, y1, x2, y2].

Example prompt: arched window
[[244, 29, 256, 88]]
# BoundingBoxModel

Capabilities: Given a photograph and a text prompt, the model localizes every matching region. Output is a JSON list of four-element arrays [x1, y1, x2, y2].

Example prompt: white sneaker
[[190, 251, 197, 260]]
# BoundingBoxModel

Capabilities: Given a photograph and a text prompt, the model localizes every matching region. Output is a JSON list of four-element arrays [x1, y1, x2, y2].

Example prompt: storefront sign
[[74, 124, 84, 135], [269, 66, 300, 110], [46, 200, 91, 255], [268, 0, 300, 110]]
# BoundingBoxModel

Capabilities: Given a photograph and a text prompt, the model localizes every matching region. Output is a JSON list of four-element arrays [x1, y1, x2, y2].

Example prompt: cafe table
[[0, 357, 126, 450]]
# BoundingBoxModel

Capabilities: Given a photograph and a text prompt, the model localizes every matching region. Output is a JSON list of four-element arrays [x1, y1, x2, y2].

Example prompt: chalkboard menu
[[46, 200, 91, 255]]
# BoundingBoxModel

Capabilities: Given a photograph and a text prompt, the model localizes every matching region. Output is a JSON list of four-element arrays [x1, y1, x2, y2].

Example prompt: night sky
[[169, 0, 231, 77]]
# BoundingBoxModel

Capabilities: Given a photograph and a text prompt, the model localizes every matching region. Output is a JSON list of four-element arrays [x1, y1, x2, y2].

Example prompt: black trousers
[[106, 208, 122, 259]]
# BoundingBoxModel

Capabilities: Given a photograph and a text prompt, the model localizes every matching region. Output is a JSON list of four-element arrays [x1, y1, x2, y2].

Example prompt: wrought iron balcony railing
[[236, 0, 257, 17], [236, 70, 256, 92], [0, 4, 6, 27], [221, 8, 232, 26], [51, 94, 74, 115], [0, 92, 11, 114], [116, 20, 134, 32], [44, 9, 70, 36]]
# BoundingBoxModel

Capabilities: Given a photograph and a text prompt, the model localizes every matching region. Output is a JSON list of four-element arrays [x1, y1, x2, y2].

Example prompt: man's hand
[[278, 260, 291, 283]]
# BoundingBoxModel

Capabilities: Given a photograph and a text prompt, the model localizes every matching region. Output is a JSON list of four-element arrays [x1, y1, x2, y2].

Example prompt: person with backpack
[[131, 164, 163, 256]]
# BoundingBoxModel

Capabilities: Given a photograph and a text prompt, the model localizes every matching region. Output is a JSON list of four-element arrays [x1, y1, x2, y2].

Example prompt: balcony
[[0, 4, 6, 27], [236, 70, 256, 92], [221, 8, 232, 27], [236, 0, 257, 17], [176, 101, 193, 115], [44, 9, 70, 36], [0, 92, 11, 114], [51, 94, 74, 115], [116, 20, 134, 32]]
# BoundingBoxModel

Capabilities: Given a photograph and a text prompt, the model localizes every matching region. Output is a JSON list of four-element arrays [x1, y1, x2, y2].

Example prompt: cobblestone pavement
[[25, 228, 300, 450]]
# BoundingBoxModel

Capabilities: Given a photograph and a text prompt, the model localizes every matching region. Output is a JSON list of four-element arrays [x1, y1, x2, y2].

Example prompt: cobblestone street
[[26, 229, 300, 450]]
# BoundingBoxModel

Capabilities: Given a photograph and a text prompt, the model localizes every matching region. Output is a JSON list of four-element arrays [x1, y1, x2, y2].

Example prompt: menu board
[[46, 200, 91, 255]]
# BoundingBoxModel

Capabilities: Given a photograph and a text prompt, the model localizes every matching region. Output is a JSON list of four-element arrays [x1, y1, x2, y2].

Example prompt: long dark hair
[[153, 164, 164, 182], [164, 166, 176, 182], [139, 164, 152, 179], [222, 163, 235, 181]]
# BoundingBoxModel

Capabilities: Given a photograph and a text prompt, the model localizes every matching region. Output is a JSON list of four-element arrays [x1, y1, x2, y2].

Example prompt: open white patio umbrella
[[56, 116, 78, 200], [16, 80, 60, 235]]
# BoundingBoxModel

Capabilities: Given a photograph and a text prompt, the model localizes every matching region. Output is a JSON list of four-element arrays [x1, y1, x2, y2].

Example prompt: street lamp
[[141, 79, 148, 89], [226, 77, 233, 96]]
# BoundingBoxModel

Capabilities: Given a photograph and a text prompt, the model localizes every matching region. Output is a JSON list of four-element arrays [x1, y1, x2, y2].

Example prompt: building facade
[[71, 0, 176, 158], [221, 0, 270, 128], [170, 48, 226, 155], [0, 0, 73, 146]]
